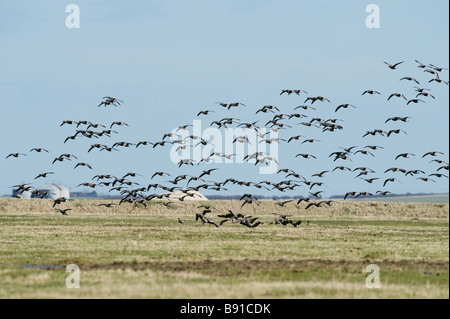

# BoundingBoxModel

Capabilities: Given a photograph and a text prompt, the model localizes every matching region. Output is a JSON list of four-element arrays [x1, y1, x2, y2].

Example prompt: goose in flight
[[178, 159, 195, 167], [309, 191, 323, 199], [429, 173, 448, 179], [162, 133, 180, 140], [355, 150, 375, 157], [428, 64, 448, 72], [286, 172, 306, 180], [354, 171, 370, 178], [98, 203, 116, 208], [35, 172, 54, 179], [333, 166, 351, 172], [301, 139, 321, 145], [417, 177, 436, 183], [6, 153, 27, 159], [87, 123, 106, 130], [281, 89, 308, 95], [395, 153, 415, 160], [385, 167, 407, 174], [354, 167, 375, 173], [387, 93, 407, 101], [30, 148, 49, 153], [355, 192, 373, 198], [401, 77, 420, 85], [407, 99, 425, 105], [153, 141, 172, 148], [294, 105, 316, 111], [64, 135, 78, 144], [335, 104, 356, 112], [56, 209, 72, 216], [112, 142, 135, 148], [384, 61, 404, 70], [387, 129, 407, 137], [123, 172, 142, 179], [136, 141, 153, 148], [88, 144, 107, 153], [176, 125, 193, 132], [415, 60, 427, 69], [362, 178, 379, 184], [416, 92, 435, 99], [216, 102, 246, 110], [276, 200, 294, 207], [305, 96, 331, 104], [197, 110, 214, 116], [60, 120, 78, 127], [52, 155, 73, 164], [77, 183, 97, 188], [405, 170, 425, 176], [363, 129, 387, 137], [296, 154, 317, 160], [344, 192, 357, 200], [99, 97, 123, 107], [110, 122, 129, 129], [428, 78, 449, 85], [198, 169, 218, 179], [423, 151, 445, 158], [362, 90, 381, 96], [52, 197, 72, 207], [287, 135, 304, 143], [383, 178, 400, 187], [238, 122, 260, 130], [332, 152, 353, 162], [305, 201, 330, 210], [312, 171, 329, 178], [365, 145, 384, 151], [414, 87, 430, 93], [385, 117, 411, 124], [288, 113, 307, 120], [429, 159, 449, 165], [256, 105, 280, 114], [339, 146, 358, 153], [74, 162, 93, 169], [99, 146, 118, 152]]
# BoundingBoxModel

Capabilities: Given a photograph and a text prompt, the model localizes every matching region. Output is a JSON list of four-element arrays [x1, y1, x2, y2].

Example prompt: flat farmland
[[0, 199, 448, 299]]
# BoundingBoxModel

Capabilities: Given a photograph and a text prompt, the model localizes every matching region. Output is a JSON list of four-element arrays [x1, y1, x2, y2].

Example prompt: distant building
[[57, 185, 70, 199]]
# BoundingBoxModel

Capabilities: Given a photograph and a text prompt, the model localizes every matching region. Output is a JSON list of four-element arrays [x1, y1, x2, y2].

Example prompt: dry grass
[[0, 198, 448, 219], [0, 199, 448, 299]]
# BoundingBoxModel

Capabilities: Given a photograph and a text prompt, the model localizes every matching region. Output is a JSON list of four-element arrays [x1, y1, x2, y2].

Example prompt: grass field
[[0, 199, 448, 299]]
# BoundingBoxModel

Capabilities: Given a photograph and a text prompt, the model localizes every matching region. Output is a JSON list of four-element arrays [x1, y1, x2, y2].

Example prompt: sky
[[0, 0, 449, 198]]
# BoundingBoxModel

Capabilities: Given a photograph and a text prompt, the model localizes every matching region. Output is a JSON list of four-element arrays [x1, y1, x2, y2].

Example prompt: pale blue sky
[[0, 0, 448, 197]]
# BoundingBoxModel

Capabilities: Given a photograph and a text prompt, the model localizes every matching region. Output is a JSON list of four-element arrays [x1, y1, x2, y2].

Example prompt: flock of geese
[[5, 62, 449, 228]]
